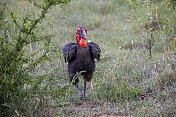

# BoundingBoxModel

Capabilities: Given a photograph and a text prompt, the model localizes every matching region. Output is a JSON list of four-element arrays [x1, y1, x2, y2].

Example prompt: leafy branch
[[0, 0, 71, 116]]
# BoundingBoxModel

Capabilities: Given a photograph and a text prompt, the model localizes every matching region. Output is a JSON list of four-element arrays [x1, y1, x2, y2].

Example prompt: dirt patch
[[74, 101, 127, 117], [74, 101, 96, 113], [93, 114, 115, 117]]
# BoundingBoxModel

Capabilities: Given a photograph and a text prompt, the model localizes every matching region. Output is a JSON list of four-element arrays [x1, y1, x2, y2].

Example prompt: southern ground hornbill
[[62, 26, 101, 99]]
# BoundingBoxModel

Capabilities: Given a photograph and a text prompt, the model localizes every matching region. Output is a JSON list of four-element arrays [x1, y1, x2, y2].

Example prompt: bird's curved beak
[[80, 29, 88, 41]]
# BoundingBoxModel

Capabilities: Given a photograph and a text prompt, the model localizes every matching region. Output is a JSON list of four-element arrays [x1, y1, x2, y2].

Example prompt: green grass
[[4, 0, 176, 116]]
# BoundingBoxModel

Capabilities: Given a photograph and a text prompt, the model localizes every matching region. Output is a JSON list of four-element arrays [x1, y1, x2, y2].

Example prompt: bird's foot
[[79, 90, 85, 99]]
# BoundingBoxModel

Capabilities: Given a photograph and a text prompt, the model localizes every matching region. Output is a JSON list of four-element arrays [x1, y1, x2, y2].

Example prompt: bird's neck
[[76, 42, 88, 49]]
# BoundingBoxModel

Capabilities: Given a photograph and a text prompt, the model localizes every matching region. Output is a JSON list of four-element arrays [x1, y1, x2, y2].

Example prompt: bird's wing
[[62, 42, 77, 62], [89, 42, 101, 61]]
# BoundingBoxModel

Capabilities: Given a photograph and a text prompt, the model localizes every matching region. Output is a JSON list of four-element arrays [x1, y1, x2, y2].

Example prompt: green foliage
[[97, 78, 143, 102], [0, 0, 70, 116], [0, 0, 175, 116], [52, 0, 175, 116]]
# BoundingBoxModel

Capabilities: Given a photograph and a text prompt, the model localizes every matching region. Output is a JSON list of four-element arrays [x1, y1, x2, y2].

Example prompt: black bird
[[62, 26, 101, 99]]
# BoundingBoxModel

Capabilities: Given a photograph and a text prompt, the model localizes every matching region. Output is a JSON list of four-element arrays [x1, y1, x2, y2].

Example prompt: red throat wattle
[[79, 39, 87, 47], [76, 34, 87, 47]]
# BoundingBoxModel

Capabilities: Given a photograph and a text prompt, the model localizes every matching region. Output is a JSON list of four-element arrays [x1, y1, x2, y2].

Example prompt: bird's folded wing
[[62, 42, 76, 62], [89, 42, 101, 61]]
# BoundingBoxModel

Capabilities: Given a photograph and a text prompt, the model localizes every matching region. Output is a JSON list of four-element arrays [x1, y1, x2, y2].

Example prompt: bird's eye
[[77, 28, 81, 34]]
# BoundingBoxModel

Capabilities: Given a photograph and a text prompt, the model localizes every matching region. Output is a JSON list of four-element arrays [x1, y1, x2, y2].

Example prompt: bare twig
[[72, 71, 87, 81]]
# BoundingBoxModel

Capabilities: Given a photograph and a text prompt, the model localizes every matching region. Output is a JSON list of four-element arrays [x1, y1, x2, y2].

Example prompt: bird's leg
[[75, 83, 85, 99], [83, 79, 87, 97], [91, 81, 94, 90]]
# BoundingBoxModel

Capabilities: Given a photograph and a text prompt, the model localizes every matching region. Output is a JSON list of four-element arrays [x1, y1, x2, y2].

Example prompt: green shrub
[[0, 0, 70, 116]]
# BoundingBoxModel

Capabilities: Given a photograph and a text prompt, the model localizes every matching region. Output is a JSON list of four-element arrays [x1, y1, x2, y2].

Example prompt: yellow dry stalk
[[155, 7, 158, 20], [147, 0, 150, 9]]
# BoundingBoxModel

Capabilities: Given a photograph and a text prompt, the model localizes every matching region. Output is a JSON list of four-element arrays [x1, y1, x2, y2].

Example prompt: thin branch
[[11, 13, 22, 30], [23, 50, 49, 73], [30, 35, 53, 43], [23, 1, 54, 41]]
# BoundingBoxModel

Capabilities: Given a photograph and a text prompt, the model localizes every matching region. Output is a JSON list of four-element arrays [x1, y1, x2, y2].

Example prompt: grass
[[4, 0, 176, 116]]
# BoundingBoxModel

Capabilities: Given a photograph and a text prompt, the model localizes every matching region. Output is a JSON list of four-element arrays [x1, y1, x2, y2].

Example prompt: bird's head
[[76, 26, 88, 47]]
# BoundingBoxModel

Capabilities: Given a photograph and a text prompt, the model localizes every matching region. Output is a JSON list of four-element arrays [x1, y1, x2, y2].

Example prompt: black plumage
[[62, 26, 101, 99]]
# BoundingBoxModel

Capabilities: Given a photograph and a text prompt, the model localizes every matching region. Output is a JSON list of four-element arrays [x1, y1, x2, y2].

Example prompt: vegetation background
[[0, 0, 175, 116]]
